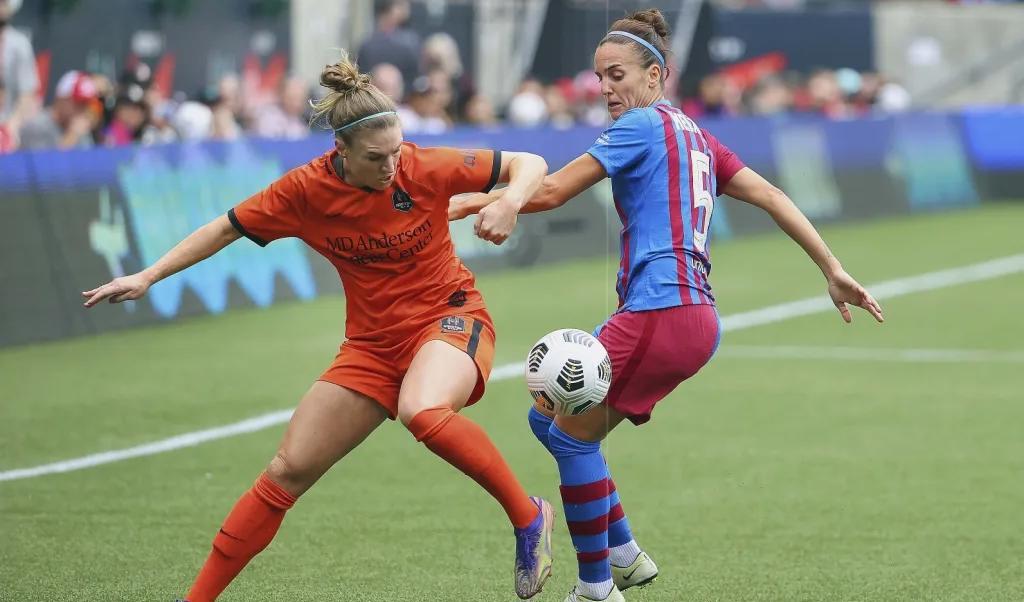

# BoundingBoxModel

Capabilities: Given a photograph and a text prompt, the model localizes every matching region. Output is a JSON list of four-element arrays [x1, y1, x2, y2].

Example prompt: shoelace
[[515, 529, 541, 571]]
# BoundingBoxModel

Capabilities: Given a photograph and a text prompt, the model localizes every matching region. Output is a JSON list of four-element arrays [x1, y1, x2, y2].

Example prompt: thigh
[[269, 380, 388, 496], [320, 342, 403, 419], [553, 402, 628, 443], [599, 305, 720, 426], [396, 339, 480, 425]]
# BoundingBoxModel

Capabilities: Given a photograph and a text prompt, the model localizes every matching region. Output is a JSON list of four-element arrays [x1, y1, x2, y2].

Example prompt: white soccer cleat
[[564, 584, 625, 602], [612, 550, 658, 590]]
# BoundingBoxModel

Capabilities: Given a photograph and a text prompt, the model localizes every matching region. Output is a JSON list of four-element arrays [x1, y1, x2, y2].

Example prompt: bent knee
[[397, 397, 455, 427], [264, 452, 315, 496]]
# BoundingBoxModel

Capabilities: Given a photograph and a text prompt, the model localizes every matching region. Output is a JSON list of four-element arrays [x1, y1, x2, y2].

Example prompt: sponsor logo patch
[[441, 316, 466, 333]]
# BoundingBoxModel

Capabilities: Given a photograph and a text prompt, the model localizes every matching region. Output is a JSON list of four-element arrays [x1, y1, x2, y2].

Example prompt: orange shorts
[[319, 309, 496, 419]]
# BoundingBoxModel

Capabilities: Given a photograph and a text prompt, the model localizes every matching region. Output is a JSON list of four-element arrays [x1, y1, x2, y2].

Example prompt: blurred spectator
[[803, 69, 849, 118], [462, 92, 497, 127], [216, 74, 247, 129], [851, 71, 882, 113], [877, 80, 912, 113], [572, 70, 608, 127], [682, 73, 741, 118], [747, 75, 792, 115], [507, 78, 548, 127], [103, 73, 150, 147], [141, 88, 178, 145], [402, 75, 448, 134], [172, 100, 214, 141], [370, 62, 420, 129], [253, 76, 311, 140], [19, 71, 99, 150], [358, 0, 420, 89], [421, 32, 472, 116], [204, 94, 242, 141], [421, 32, 463, 81], [544, 84, 575, 129], [0, 0, 39, 150], [371, 63, 404, 104], [426, 68, 455, 120], [103, 94, 148, 146]]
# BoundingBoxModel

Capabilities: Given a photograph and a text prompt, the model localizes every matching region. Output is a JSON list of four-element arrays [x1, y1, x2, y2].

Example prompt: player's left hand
[[827, 270, 884, 323], [448, 194, 475, 221], [474, 197, 519, 245]]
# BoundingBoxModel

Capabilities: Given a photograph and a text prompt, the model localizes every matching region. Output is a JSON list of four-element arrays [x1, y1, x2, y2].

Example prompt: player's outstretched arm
[[82, 215, 242, 307], [722, 167, 884, 324], [449, 153, 606, 222]]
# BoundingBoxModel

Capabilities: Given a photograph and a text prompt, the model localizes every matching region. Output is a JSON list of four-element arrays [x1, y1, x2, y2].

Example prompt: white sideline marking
[[3, 253, 1023, 483], [719, 345, 1024, 364], [718, 254, 1024, 332]]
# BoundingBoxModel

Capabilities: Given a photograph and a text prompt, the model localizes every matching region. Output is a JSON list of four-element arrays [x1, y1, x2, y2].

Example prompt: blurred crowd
[[680, 68, 912, 120], [0, 0, 912, 154]]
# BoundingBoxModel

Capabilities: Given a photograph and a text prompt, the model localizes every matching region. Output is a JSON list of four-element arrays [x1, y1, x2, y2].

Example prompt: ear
[[334, 137, 346, 156], [649, 64, 663, 88]]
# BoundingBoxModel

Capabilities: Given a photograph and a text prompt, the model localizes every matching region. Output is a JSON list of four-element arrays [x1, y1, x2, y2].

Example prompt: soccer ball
[[525, 329, 612, 416]]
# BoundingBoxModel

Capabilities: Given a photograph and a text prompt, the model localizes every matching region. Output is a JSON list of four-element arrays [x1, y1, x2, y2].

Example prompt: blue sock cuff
[[528, 406, 554, 443], [548, 423, 601, 458]]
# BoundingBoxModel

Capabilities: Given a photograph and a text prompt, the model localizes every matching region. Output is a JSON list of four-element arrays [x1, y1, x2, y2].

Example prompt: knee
[[398, 397, 453, 429], [397, 398, 424, 427], [265, 451, 313, 497], [548, 421, 601, 457], [528, 405, 554, 450], [400, 404, 457, 445]]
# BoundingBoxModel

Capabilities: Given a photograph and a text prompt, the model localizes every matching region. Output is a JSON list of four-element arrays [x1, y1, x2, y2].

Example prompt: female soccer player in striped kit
[[453, 9, 884, 601], [82, 53, 556, 601]]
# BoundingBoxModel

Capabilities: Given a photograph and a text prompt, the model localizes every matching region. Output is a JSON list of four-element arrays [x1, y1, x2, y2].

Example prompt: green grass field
[[2, 203, 1023, 601]]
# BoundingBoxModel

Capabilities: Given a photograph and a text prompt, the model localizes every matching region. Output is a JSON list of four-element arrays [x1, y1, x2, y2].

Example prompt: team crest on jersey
[[440, 316, 466, 333], [392, 188, 414, 212]]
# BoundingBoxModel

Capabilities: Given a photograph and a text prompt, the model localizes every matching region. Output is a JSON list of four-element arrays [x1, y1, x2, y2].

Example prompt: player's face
[[594, 43, 663, 120], [341, 126, 404, 191]]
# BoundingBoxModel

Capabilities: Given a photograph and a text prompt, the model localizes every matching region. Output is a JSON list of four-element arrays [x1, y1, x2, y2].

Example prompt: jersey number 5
[[690, 149, 714, 254]]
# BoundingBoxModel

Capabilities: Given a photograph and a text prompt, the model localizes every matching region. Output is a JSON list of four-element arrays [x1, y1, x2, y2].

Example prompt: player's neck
[[642, 93, 666, 108], [332, 152, 378, 193]]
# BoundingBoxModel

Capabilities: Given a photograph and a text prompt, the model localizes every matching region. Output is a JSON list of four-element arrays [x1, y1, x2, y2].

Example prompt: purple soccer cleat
[[513, 496, 555, 599]]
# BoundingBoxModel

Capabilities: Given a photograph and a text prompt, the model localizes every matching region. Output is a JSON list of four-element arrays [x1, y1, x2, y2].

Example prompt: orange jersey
[[229, 142, 501, 343]]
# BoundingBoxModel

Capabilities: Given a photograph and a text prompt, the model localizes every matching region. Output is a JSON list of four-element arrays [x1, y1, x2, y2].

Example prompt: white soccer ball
[[525, 328, 612, 416]]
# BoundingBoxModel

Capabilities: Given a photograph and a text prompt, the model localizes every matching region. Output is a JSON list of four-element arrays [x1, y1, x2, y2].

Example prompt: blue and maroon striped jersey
[[586, 100, 745, 311]]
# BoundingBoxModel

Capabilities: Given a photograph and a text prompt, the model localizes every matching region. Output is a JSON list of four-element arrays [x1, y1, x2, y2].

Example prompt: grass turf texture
[[2, 203, 1023, 601]]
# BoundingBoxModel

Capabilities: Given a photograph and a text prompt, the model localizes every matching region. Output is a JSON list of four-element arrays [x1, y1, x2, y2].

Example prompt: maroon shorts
[[595, 303, 721, 425]]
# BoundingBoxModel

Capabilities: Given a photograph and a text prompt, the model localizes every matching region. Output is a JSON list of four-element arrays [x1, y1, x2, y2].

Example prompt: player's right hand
[[448, 190, 501, 221], [474, 197, 519, 245], [82, 272, 153, 308]]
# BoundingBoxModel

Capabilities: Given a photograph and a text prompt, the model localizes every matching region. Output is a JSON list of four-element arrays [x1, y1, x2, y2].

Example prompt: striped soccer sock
[[548, 423, 614, 599], [529, 407, 640, 567]]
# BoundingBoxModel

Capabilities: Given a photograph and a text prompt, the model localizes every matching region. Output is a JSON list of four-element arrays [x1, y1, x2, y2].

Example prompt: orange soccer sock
[[407, 406, 539, 530], [186, 472, 297, 602]]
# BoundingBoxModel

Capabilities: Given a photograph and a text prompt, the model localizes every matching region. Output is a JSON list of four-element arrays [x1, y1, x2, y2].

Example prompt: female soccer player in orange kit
[[82, 54, 555, 601]]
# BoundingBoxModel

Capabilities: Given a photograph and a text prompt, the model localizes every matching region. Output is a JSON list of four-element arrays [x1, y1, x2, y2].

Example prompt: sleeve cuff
[[227, 208, 269, 247], [482, 149, 502, 192], [586, 150, 614, 178]]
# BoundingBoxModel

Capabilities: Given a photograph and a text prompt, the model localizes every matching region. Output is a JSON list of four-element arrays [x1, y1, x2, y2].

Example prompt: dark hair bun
[[626, 8, 670, 40]]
